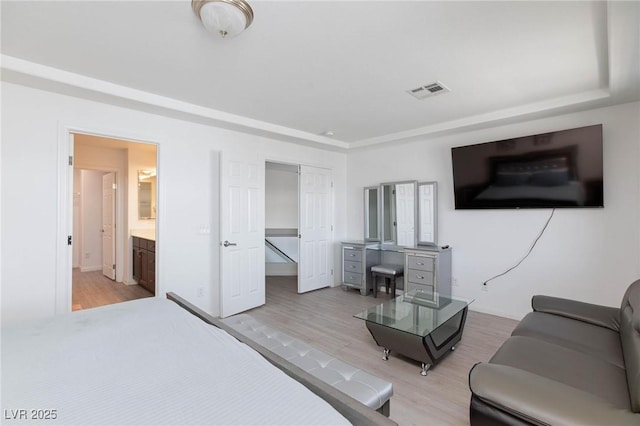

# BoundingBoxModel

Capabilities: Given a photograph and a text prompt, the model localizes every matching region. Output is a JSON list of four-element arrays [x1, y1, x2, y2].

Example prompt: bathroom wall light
[[192, 0, 254, 39]]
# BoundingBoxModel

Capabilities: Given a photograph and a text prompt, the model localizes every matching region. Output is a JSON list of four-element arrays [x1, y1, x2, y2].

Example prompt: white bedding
[[1, 298, 350, 425], [475, 181, 585, 205]]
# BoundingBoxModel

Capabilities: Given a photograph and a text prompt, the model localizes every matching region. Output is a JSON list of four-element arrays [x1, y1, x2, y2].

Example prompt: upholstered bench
[[371, 264, 404, 298], [222, 314, 393, 416]]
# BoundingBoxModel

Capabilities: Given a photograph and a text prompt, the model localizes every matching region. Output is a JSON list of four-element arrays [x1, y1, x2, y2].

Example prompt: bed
[[2, 294, 394, 425], [469, 145, 589, 207], [475, 181, 586, 206]]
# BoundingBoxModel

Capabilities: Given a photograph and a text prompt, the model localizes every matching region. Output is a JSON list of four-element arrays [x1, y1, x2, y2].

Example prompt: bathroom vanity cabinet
[[132, 236, 155, 294]]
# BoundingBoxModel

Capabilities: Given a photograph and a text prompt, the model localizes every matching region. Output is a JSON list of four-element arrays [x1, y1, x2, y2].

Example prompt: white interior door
[[298, 165, 332, 293], [101, 172, 116, 280], [220, 156, 265, 318], [395, 183, 415, 246]]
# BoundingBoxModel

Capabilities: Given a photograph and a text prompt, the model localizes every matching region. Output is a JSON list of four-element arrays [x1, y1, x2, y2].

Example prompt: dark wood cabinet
[[132, 236, 155, 295]]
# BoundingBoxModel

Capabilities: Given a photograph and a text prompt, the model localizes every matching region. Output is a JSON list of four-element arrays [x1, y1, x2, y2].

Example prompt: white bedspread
[[475, 181, 585, 205], [1, 298, 350, 425]]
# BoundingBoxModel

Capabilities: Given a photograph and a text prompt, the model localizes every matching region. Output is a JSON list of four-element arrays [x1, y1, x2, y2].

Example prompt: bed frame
[[167, 292, 396, 426]]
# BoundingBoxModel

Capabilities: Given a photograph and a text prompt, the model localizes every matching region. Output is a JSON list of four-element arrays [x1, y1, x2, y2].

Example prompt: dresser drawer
[[406, 255, 434, 272], [343, 260, 361, 273], [407, 268, 434, 286], [343, 248, 363, 263], [407, 282, 434, 298], [147, 240, 156, 252], [344, 272, 363, 286]]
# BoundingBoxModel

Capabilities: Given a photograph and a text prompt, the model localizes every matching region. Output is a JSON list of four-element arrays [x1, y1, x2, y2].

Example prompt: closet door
[[298, 165, 332, 293]]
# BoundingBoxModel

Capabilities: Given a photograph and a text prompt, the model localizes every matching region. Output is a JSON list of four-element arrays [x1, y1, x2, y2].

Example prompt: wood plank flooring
[[247, 276, 518, 426], [72, 269, 153, 311]]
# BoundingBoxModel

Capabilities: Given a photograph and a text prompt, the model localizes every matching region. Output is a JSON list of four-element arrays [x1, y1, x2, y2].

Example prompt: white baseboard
[[79, 266, 102, 273], [468, 304, 524, 321], [266, 262, 297, 276]]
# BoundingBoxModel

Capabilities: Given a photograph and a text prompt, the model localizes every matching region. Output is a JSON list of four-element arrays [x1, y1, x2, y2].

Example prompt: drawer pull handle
[[417, 275, 424, 279], [417, 262, 424, 265]]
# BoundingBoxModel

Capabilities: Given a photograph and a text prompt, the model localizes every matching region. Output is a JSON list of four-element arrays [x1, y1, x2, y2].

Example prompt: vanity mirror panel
[[364, 186, 381, 241], [417, 182, 438, 246], [138, 170, 157, 220], [381, 181, 417, 246], [365, 180, 438, 247]]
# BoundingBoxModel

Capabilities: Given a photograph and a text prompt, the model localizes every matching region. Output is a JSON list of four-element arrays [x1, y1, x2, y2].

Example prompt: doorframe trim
[[56, 122, 161, 315]]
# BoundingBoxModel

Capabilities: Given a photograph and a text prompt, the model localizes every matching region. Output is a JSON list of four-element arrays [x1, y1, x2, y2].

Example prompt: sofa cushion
[[490, 336, 630, 410], [620, 279, 640, 412], [512, 311, 625, 368], [469, 363, 640, 425]]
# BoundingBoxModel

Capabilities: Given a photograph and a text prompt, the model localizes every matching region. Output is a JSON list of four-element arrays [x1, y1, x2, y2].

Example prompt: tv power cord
[[482, 208, 556, 287]]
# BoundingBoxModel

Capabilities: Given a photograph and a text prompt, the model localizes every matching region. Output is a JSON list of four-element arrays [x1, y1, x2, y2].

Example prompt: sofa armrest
[[531, 295, 619, 331], [469, 363, 638, 425]]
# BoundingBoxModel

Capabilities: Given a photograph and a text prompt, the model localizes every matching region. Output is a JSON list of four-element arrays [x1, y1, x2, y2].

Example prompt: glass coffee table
[[355, 291, 474, 376]]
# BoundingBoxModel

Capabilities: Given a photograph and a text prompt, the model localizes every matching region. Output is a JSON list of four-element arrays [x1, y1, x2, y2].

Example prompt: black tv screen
[[451, 124, 604, 209]]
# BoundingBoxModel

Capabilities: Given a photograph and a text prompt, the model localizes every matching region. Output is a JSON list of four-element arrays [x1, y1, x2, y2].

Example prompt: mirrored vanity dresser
[[341, 242, 451, 301], [341, 241, 380, 295], [342, 180, 451, 303]]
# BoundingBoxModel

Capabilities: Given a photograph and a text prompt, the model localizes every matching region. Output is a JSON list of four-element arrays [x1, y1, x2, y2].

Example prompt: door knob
[[222, 240, 237, 247]]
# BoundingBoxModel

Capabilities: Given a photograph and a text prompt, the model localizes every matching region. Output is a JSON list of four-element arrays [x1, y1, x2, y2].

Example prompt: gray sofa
[[469, 279, 640, 425]]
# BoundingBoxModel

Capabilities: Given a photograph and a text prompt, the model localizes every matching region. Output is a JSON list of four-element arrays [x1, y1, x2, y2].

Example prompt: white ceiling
[[2, 1, 639, 149]]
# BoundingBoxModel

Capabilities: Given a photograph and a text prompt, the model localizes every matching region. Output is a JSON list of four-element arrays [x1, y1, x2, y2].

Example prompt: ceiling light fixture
[[192, 0, 254, 39]]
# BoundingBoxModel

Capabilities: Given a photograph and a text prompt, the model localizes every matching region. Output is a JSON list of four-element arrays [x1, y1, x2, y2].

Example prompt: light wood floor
[[72, 269, 153, 311], [247, 276, 518, 426]]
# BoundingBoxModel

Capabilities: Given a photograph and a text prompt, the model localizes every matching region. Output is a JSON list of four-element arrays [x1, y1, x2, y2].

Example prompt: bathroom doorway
[[71, 133, 157, 311]]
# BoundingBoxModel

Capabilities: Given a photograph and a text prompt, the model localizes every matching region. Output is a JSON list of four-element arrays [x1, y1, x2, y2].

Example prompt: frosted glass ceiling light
[[192, 0, 254, 39]]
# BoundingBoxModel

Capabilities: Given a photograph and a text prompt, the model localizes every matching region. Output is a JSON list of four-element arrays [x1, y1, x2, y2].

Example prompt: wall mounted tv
[[451, 124, 603, 209]]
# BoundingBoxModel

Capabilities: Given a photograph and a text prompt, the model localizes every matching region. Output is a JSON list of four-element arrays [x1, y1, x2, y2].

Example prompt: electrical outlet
[[452, 277, 458, 287], [481, 283, 488, 292], [197, 287, 205, 298]]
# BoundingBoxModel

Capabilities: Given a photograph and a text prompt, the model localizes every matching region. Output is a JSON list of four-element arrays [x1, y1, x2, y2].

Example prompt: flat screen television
[[451, 124, 603, 209]]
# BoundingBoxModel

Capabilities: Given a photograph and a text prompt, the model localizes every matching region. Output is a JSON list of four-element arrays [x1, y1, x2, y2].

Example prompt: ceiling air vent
[[407, 81, 450, 100]]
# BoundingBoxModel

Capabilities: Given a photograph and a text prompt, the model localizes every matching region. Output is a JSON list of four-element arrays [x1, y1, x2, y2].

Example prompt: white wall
[[1, 81, 347, 325], [79, 169, 106, 271], [72, 168, 81, 268], [265, 167, 298, 229], [347, 102, 640, 319]]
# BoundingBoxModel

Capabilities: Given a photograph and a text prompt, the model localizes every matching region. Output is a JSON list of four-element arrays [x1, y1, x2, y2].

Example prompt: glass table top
[[354, 292, 474, 337]]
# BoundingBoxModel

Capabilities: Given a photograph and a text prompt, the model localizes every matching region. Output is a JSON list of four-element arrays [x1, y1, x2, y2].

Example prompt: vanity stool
[[371, 264, 404, 298]]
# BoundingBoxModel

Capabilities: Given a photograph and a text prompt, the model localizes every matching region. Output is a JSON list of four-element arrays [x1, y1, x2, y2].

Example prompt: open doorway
[[264, 161, 333, 299], [71, 134, 157, 311], [265, 162, 299, 297]]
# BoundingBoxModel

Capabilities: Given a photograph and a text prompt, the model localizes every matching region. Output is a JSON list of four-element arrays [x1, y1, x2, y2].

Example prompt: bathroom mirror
[[381, 181, 417, 246], [364, 186, 381, 241], [138, 170, 156, 220], [417, 181, 438, 246]]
